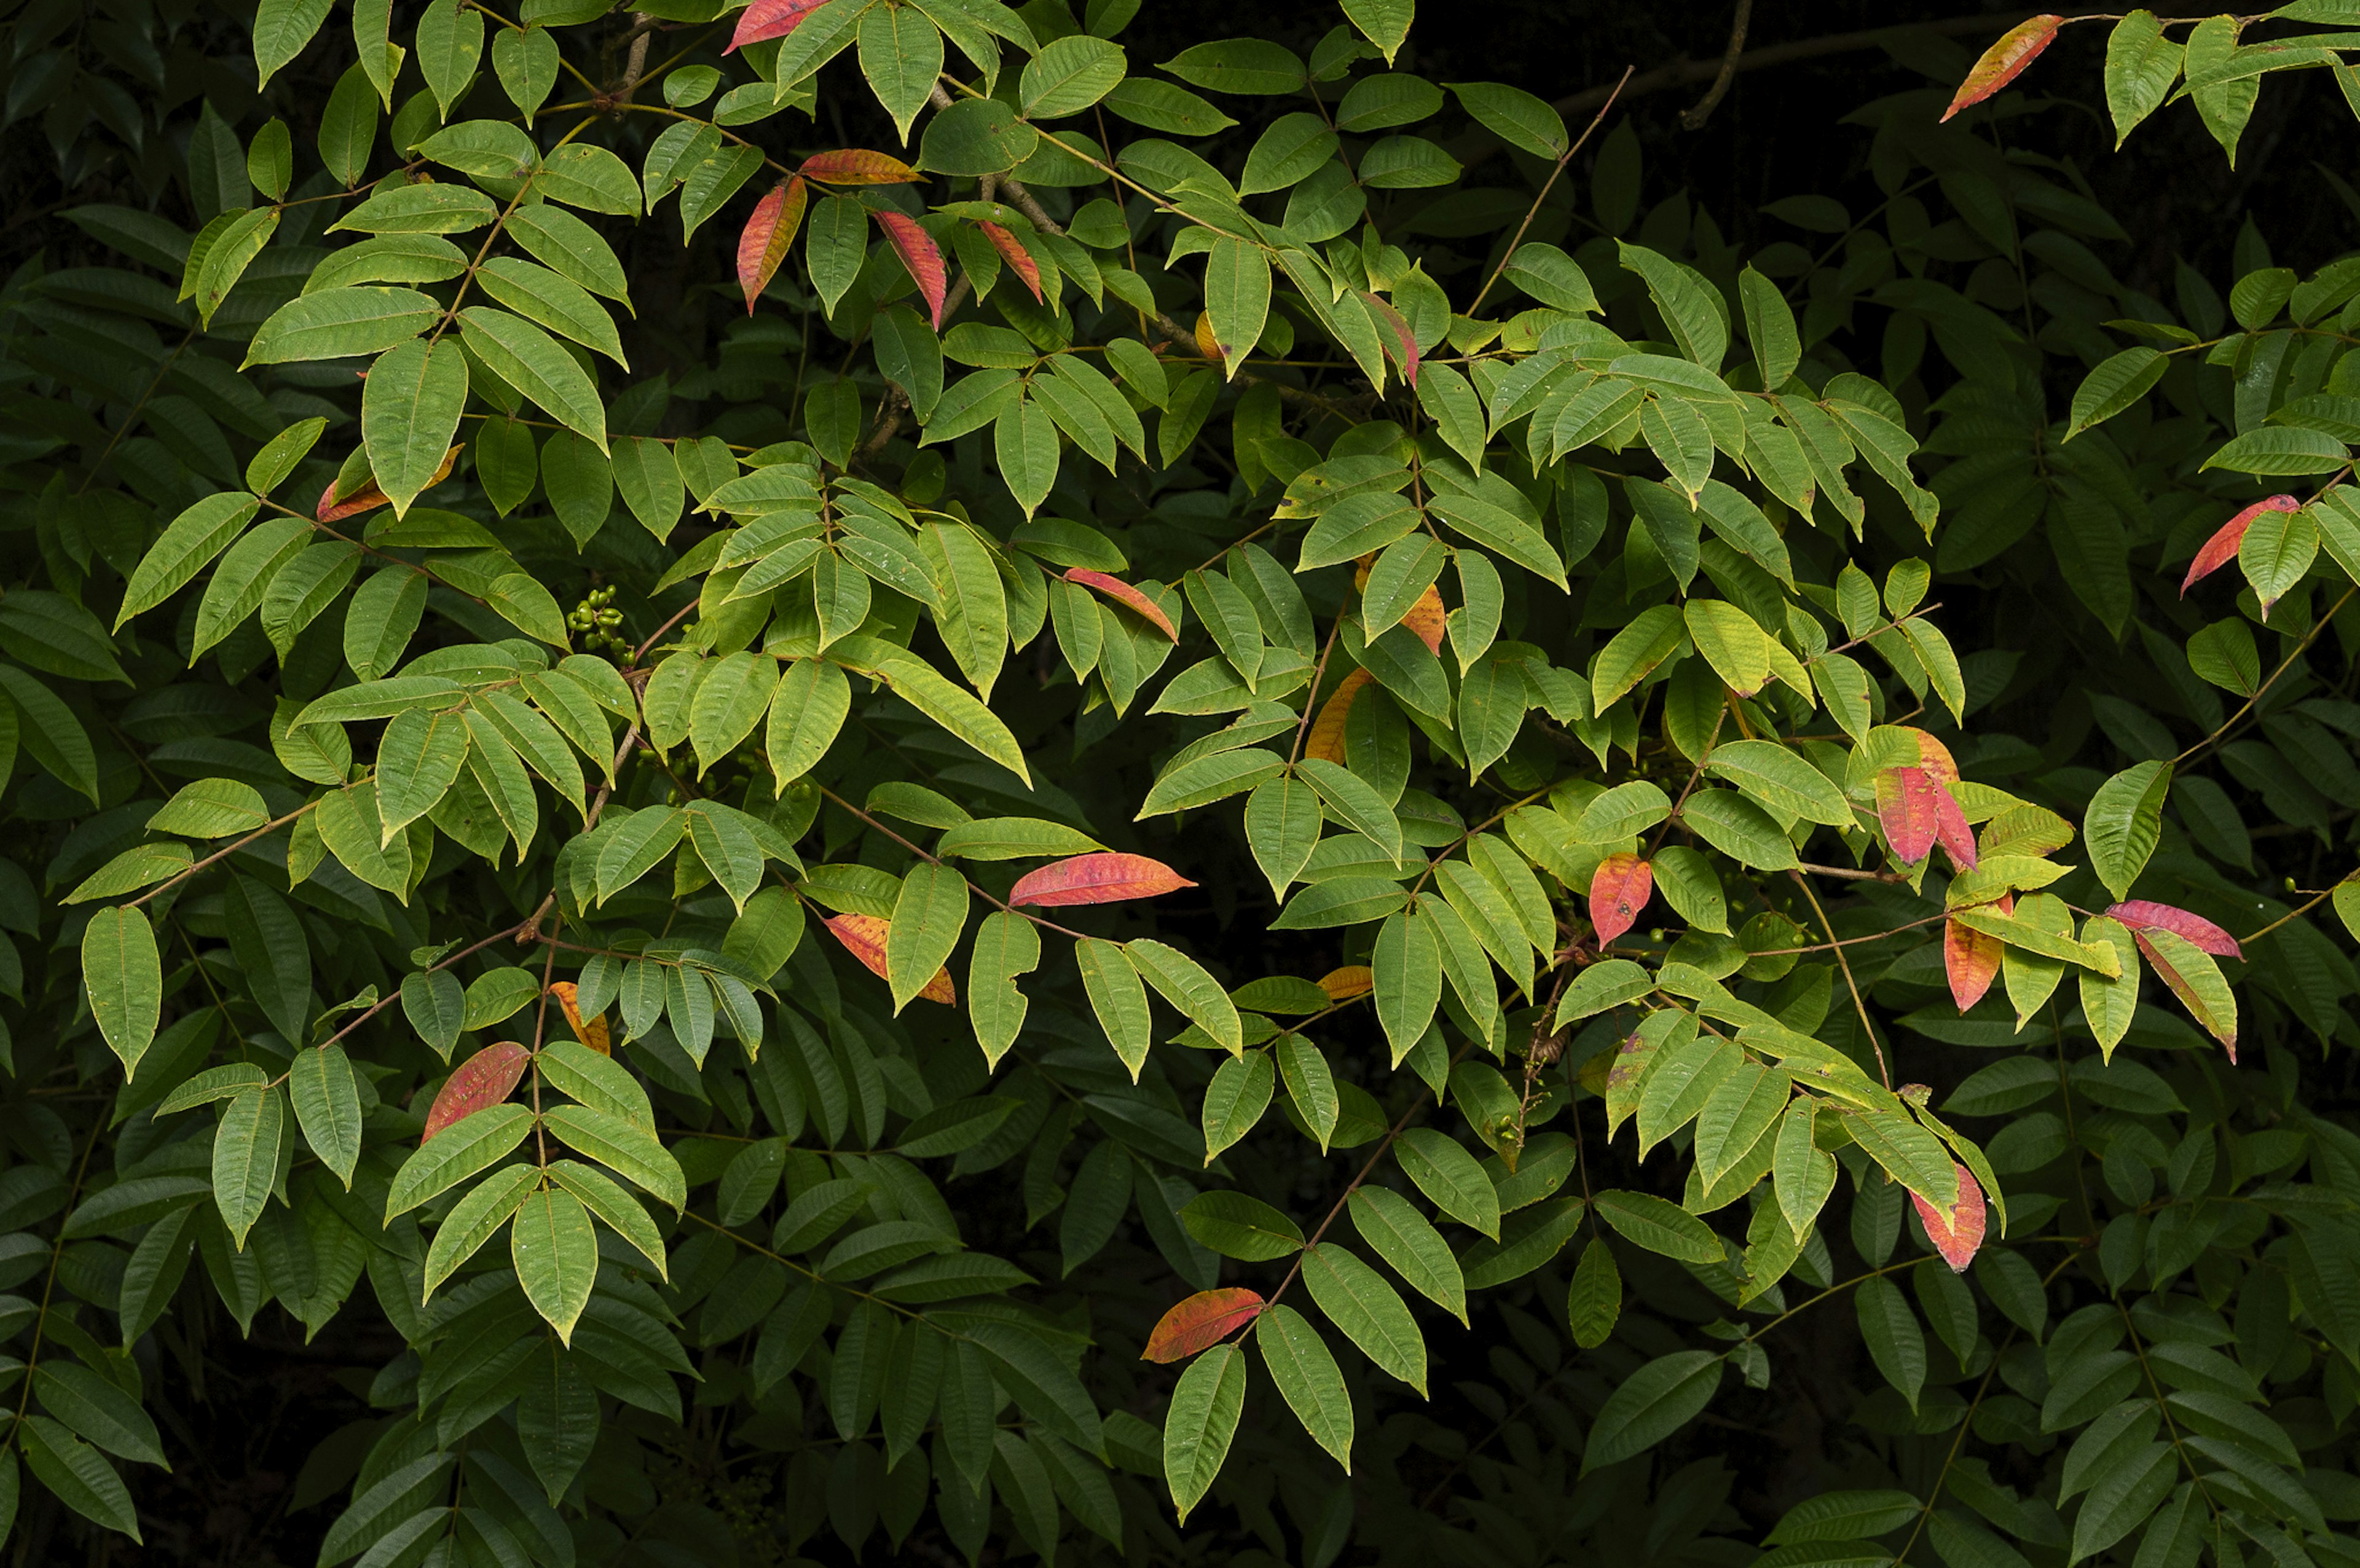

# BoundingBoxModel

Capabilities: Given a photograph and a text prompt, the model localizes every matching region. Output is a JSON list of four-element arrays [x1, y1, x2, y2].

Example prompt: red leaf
[[825, 913, 956, 1004], [1588, 852, 1653, 947], [1064, 568, 1178, 640], [1142, 1287, 1264, 1363], [798, 149, 918, 186], [1943, 895, 2009, 1012], [1876, 766, 1940, 864], [871, 210, 946, 329], [2108, 900, 2242, 960], [1363, 289, 1418, 387], [1911, 1162, 1987, 1271], [726, 0, 827, 53], [737, 177, 808, 315], [546, 981, 610, 1056], [318, 444, 459, 522], [978, 221, 1043, 304], [2181, 494, 2300, 595], [1010, 852, 1197, 907], [1941, 15, 2064, 122], [1401, 585, 1446, 655], [1304, 667, 1371, 764], [1932, 775, 1977, 872], [423, 1041, 530, 1142]]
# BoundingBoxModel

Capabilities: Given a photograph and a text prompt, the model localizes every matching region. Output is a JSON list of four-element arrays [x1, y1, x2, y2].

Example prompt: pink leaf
[[798, 149, 918, 186], [978, 221, 1043, 304], [1010, 853, 1197, 907], [1911, 1162, 1987, 1271], [1932, 775, 1977, 871], [1064, 568, 1178, 640], [1142, 1287, 1264, 1363], [871, 210, 946, 329], [726, 0, 827, 53], [2110, 900, 2241, 958], [1876, 766, 1940, 864], [2181, 494, 2300, 595], [1588, 852, 1653, 946], [736, 177, 808, 315], [1941, 15, 2064, 122], [423, 1041, 529, 1142]]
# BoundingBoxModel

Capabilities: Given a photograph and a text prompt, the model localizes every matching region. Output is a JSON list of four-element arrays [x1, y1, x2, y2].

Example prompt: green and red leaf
[[872, 210, 946, 329], [978, 221, 1042, 304], [1066, 568, 1178, 640], [737, 177, 809, 315], [2182, 494, 2300, 594], [1943, 894, 2009, 1013], [1143, 1287, 1265, 1363], [1941, 15, 2065, 122], [827, 912, 955, 1005], [1911, 1161, 1986, 1271], [798, 149, 918, 186], [1010, 853, 1197, 907], [2109, 900, 2242, 960], [726, 0, 828, 53], [424, 1040, 529, 1141]]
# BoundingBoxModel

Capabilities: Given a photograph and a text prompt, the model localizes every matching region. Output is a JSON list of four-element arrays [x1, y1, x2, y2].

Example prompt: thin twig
[[1679, 0, 1754, 130], [1468, 66, 1634, 318]]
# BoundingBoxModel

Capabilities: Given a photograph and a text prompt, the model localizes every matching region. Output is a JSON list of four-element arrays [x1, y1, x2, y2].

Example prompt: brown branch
[[1680, 0, 1754, 130]]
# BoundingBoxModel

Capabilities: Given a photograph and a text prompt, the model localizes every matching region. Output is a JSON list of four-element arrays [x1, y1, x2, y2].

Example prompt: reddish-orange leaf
[[1064, 568, 1178, 640], [1363, 289, 1418, 387], [1911, 1162, 1987, 1271], [318, 445, 458, 522], [2133, 931, 2237, 1060], [423, 1041, 530, 1142], [2109, 900, 2241, 959], [825, 913, 956, 1004], [1401, 584, 1446, 656], [547, 981, 611, 1056], [978, 221, 1043, 304], [1943, 899, 2007, 1013], [737, 177, 808, 315], [1876, 766, 1940, 864], [1010, 853, 1198, 907], [871, 210, 947, 329], [1931, 775, 1977, 871], [726, 0, 827, 52], [1589, 852, 1653, 947], [798, 149, 918, 186], [1304, 667, 1371, 764], [1317, 965, 1373, 1002], [1141, 1287, 1265, 1363], [1941, 15, 2064, 122], [2181, 493, 2300, 595]]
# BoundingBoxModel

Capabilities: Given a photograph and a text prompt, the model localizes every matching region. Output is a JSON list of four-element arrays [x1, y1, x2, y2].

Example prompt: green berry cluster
[[568, 584, 625, 654]]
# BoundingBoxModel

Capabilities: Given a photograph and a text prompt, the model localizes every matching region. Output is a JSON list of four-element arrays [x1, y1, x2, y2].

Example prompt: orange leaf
[[737, 177, 808, 315], [726, 0, 828, 52], [423, 1041, 530, 1142], [825, 912, 955, 1005], [1943, 902, 2006, 1013], [978, 221, 1043, 304], [1192, 311, 1221, 363], [872, 210, 946, 329], [1911, 1162, 1986, 1271], [1363, 289, 1418, 387], [1010, 852, 1197, 907], [1142, 1287, 1265, 1363], [798, 149, 918, 186], [547, 981, 611, 1056], [318, 445, 458, 522], [1931, 775, 1977, 871], [1941, 15, 2064, 122], [1064, 568, 1177, 640], [1304, 667, 1371, 764], [1401, 584, 1446, 656], [2181, 494, 2300, 595], [1317, 965, 1373, 1002], [1588, 852, 1653, 946], [2109, 900, 2241, 960], [1876, 766, 1939, 864]]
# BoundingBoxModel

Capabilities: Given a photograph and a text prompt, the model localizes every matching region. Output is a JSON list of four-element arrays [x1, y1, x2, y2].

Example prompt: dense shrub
[[2, 1, 2359, 1563]]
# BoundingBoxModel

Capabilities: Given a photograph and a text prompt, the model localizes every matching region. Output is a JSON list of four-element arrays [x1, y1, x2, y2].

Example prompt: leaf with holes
[[1588, 852, 1653, 946]]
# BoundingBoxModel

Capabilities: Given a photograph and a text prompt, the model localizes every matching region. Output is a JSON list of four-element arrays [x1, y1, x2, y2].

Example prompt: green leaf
[[1447, 80, 1567, 158], [288, 1042, 363, 1187], [1202, 1051, 1275, 1163], [512, 1186, 599, 1344], [967, 909, 1040, 1068], [766, 659, 851, 790], [887, 863, 969, 1013], [1593, 1188, 1722, 1264], [1180, 1190, 1302, 1260], [33, 1363, 167, 1467], [458, 307, 608, 450], [18, 1416, 141, 1542], [1393, 1128, 1500, 1239], [1203, 236, 1269, 380], [1855, 1275, 1926, 1411], [1276, 1033, 1339, 1151], [243, 286, 438, 365], [1127, 939, 1243, 1053], [540, 1102, 687, 1210], [82, 905, 162, 1075], [1243, 775, 1323, 900], [547, 1158, 669, 1275], [2083, 759, 2170, 901], [385, 1102, 533, 1218], [870, 651, 1032, 784], [2066, 347, 2168, 439], [118, 492, 259, 628], [1162, 1342, 1246, 1523], [421, 1163, 537, 1297], [2104, 10, 2184, 145], [1300, 1242, 1426, 1395], [1705, 739, 1852, 826], [1567, 1236, 1622, 1347], [1255, 1304, 1353, 1470], [1076, 936, 1152, 1080], [1021, 34, 1127, 118], [212, 1086, 286, 1248], [1347, 1186, 1466, 1323], [1582, 1351, 1722, 1474]]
